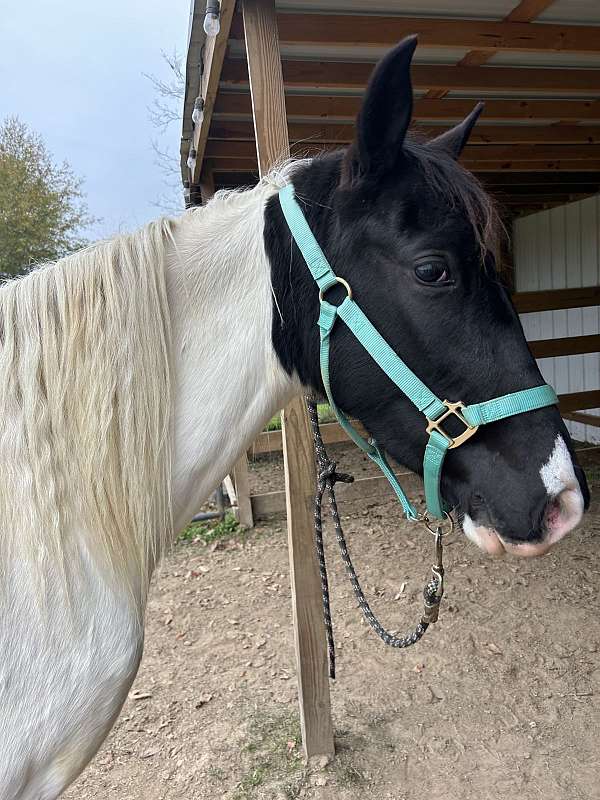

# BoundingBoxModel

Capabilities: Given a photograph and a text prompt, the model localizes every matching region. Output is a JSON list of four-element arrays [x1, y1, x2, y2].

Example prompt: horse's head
[[267, 37, 589, 557]]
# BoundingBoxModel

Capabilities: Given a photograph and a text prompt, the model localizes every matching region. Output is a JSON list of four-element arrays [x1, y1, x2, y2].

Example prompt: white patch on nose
[[540, 434, 577, 496], [462, 435, 585, 558], [462, 514, 505, 555]]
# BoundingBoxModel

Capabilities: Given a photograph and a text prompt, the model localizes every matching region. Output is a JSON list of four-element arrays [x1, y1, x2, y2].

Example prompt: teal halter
[[278, 183, 558, 521]]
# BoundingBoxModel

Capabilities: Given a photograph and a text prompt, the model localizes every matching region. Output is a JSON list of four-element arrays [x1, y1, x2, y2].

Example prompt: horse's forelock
[[402, 136, 504, 267]]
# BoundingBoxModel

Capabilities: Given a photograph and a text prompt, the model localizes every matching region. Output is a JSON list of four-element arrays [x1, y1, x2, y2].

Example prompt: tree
[[144, 49, 186, 213], [0, 116, 95, 276]]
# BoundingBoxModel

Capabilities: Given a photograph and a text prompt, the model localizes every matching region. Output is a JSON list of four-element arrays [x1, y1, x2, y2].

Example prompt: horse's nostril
[[544, 497, 562, 528], [543, 486, 585, 544]]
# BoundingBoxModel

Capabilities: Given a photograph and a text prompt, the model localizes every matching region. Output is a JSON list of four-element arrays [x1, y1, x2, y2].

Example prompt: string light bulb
[[187, 148, 197, 172], [204, 0, 221, 37], [192, 96, 204, 126]]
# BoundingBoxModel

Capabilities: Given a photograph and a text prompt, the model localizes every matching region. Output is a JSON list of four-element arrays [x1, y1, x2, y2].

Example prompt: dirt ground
[[65, 446, 600, 800]]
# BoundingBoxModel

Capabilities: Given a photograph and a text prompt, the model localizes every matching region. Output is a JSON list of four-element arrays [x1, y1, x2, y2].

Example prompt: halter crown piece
[[278, 183, 558, 521]]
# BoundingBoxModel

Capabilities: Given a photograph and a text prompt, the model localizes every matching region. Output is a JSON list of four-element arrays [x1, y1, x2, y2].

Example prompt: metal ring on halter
[[421, 511, 454, 536], [319, 277, 352, 304]]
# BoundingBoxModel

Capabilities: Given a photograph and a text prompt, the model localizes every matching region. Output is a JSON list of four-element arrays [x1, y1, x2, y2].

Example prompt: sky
[[1, 0, 192, 239]]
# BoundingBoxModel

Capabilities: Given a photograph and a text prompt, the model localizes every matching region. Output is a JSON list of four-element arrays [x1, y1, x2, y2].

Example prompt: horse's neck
[[166, 188, 299, 530]]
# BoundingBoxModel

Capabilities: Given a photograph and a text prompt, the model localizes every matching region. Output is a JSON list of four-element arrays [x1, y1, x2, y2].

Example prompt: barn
[[176, 0, 600, 771]]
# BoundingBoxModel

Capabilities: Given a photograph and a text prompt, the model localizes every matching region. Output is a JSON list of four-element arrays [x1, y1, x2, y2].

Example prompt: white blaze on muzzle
[[463, 434, 585, 557]]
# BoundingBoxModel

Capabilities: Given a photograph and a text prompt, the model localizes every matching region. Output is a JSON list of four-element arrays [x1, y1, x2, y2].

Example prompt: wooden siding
[[513, 195, 600, 443]]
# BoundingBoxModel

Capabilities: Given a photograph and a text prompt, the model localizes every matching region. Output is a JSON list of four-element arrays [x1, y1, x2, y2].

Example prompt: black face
[[265, 37, 589, 556]]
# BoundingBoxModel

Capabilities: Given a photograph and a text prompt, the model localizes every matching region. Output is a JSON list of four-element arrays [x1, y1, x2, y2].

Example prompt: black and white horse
[[0, 38, 588, 799]]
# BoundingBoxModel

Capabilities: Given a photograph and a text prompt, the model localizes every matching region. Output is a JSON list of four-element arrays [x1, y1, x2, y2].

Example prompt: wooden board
[[233, 454, 254, 528], [214, 93, 600, 123], [559, 390, 600, 413], [204, 139, 600, 166], [513, 286, 600, 313], [242, 0, 334, 761], [563, 411, 600, 428], [222, 59, 600, 95], [251, 473, 424, 519], [229, 12, 600, 55], [209, 120, 600, 146], [528, 334, 600, 359]]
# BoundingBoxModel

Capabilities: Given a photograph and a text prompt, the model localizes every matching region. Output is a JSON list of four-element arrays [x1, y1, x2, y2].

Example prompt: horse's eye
[[414, 259, 449, 284]]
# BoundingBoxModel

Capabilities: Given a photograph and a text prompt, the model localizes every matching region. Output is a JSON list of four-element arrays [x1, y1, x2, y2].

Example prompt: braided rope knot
[[318, 460, 355, 487]]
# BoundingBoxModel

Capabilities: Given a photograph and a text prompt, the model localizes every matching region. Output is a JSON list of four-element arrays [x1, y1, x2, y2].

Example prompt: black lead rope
[[306, 396, 445, 680]]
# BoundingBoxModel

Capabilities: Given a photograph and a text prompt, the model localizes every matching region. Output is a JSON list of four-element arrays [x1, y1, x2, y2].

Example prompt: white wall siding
[[513, 197, 600, 444]]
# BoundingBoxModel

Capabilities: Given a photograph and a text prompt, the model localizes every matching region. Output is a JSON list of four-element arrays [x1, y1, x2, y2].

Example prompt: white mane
[[0, 161, 303, 614], [0, 218, 175, 606]]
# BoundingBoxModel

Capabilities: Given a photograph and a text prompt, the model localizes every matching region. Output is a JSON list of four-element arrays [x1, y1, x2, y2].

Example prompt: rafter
[[229, 10, 600, 55], [205, 139, 600, 162], [426, 0, 556, 98], [221, 59, 600, 94], [209, 120, 600, 145], [214, 92, 600, 122]]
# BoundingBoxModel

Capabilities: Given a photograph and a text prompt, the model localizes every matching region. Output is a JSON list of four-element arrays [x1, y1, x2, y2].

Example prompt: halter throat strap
[[278, 183, 558, 519]]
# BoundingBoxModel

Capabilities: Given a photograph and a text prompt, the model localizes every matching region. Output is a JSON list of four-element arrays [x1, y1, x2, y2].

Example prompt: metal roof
[[181, 0, 600, 212]]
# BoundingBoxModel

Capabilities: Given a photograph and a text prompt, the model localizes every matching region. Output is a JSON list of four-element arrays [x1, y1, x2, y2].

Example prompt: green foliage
[[584, 465, 600, 484], [178, 511, 242, 545], [0, 116, 95, 275], [265, 403, 335, 432]]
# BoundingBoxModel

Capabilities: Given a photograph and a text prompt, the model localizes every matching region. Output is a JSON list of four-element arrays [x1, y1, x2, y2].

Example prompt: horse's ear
[[354, 36, 418, 178], [428, 102, 484, 159]]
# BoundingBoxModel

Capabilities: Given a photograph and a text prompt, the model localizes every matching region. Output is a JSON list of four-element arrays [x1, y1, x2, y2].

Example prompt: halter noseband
[[278, 183, 558, 521]]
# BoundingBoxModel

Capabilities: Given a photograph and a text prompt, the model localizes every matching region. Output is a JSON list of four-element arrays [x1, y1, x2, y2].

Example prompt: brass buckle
[[426, 400, 479, 450]]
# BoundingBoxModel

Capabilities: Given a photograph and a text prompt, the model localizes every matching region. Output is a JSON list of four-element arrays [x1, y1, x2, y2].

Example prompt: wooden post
[[242, 0, 335, 760], [233, 454, 254, 529], [199, 165, 216, 205]]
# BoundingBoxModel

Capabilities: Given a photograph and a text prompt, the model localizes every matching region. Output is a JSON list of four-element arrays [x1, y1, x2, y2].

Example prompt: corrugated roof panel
[[275, 0, 514, 18], [489, 51, 600, 69], [447, 88, 598, 100], [228, 40, 468, 64], [538, 0, 600, 25]]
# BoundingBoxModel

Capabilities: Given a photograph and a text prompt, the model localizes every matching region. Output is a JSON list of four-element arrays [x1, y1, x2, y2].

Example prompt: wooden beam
[[471, 160, 600, 172], [242, 0, 334, 761], [250, 419, 368, 456], [513, 286, 600, 313], [222, 59, 600, 95], [559, 390, 600, 413], [230, 12, 600, 55], [214, 92, 600, 123], [189, 0, 237, 185], [563, 411, 600, 428], [205, 139, 600, 162], [198, 166, 215, 206], [491, 183, 600, 195], [209, 156, 600, 174], [210, 120, 600, 146], [481, 171, 600, 186], [497, 193, 594, 204], [528, 334, 600, 359], [251, 472, 424, 519], [213, 170, 259, 188], [506, 0, 556, 22], [576, 445, 600, 467], [426, 0, 554, 97], [233, 455, 254, 528]]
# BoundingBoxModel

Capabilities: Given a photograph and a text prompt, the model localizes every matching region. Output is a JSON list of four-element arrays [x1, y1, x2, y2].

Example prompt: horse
[[0, 37, 589, 799]]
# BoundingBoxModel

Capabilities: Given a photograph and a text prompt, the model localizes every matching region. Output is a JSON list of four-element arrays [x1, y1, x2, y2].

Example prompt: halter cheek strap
[[278, 183, 558, 520]]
